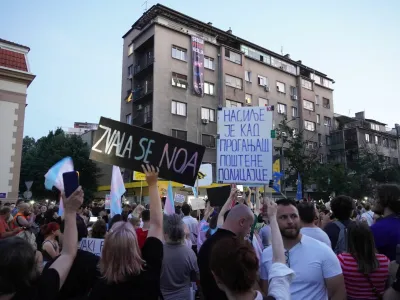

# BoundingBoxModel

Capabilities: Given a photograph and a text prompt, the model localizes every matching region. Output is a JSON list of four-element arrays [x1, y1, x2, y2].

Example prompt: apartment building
[[329, 111, 400, 166], [120, 4, 335, 183]]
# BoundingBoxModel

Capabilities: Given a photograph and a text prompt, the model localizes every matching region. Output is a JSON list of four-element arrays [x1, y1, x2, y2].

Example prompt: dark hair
[[40, 222, 60, 237], [0, 207, 10, 215], [364, 203, 371, 211], [181, 203, 191, 216], [257, 214, 264, 223], [297, 202, 316, 224], [347, 221, 379, 274], [210, 236, 258, 294], [377, 184, 400, 214], [92, 219, 107, 239], [223, 210, 230, 222], [60, 214, 88, 242], [163, 214, 185, 243], [121, 211, 129, 222], [276, 198, 297, 207], [206, 214, 219, 239], [141, 209, 150, 222], [0, 237, 37, 294], [331, 195, 355, 220], [109, 214, 123, 230]]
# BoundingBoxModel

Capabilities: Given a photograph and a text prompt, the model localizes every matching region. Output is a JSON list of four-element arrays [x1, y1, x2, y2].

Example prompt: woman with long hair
[[338, 221, 390, 299], [88, 165, 163, 300], [160, 214, 199, 300], [41, 222, 61, 263]]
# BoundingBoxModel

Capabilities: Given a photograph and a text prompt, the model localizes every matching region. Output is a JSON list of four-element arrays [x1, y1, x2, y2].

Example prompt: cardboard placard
[[191, 198, 205, 210], [79, 238, 104, 257], [90, 117, 206, 186], [217, 107, 273, 184], [207, 185, 231, 207], [174, 193, 186, 203]]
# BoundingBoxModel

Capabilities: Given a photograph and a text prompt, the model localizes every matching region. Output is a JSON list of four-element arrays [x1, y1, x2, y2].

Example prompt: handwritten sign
[[133, 171, 146, 181], [79, 238, 104, 257], [90, 117, 206, 186], [174, 193, 186, 203], [217, 107, 273, 184], [191, 198, 205, 210]]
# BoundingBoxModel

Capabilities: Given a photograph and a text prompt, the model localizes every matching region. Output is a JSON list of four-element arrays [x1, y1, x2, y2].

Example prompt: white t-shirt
[[260, 235, 342, 300], [182, 216, 199, 246], [361, 211, 374, 226], [300, 227, 331, 248], [268, 263, 295, 300]]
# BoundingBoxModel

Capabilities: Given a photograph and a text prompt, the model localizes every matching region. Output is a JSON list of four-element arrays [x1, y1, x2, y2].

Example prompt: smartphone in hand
[[63, 171, 80, 198]]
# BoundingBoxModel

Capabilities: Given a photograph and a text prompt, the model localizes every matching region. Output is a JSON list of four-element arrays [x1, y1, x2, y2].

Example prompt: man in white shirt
[[181, 203, 199, 254], [297, 202, 331, 247], [260, 199, 346, 300], [361, 203, 374, 226]]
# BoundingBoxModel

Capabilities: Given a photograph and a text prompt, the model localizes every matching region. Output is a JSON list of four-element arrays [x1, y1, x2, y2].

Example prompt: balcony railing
[[132, 110, 153, 127], [134, 54, 154, 75], [133, 80, 153, 101]]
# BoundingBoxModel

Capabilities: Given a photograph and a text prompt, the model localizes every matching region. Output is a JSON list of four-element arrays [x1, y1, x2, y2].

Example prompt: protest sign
[[191, 198, 205, 210], [90, 117, 206, 186], [105, 194, 110, 209], [79, 238, 104, 257], [207, 185, 231, 207], [217, 107, 273, 184], [184, 163, 213, 188], [174, 193, 185, 203], [133, 171, 146, 181]]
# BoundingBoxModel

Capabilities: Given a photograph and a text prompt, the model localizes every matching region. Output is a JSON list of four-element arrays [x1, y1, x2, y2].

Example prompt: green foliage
[[19, 129, 100, 202]]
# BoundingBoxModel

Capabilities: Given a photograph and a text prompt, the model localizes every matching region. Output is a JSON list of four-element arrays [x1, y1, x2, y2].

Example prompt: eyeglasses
[[285, 250, 290, 268]]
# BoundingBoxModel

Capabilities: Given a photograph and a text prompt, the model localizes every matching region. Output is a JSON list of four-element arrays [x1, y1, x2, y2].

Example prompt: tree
[[19, 129, 100, 202], [276, 118, 321, 193]]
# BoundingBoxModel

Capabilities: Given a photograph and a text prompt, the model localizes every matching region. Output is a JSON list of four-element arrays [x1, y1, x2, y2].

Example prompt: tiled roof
[[0, 38, 30, 50], [0, 48, 28, 72]]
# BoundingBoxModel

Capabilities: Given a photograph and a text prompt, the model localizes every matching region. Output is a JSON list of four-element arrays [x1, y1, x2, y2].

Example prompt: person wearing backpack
[[323, 195, 355, 254]]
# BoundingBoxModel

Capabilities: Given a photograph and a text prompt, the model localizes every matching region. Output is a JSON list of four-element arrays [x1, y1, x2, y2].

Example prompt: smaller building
[[329, 111, 400, 166], [66, 122, 98, 136]]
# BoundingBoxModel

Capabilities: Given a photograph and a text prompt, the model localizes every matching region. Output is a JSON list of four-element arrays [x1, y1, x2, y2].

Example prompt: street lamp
[[29, 200, 34, 205]]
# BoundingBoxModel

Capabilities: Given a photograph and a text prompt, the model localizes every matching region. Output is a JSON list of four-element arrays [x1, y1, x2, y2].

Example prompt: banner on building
[[192, 36, 204, 97], [90, 117, 206, 186], [217, 107, 273, 184]]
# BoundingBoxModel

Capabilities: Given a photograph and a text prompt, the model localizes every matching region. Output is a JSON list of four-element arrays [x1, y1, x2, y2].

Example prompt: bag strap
[[363, 273, 382, 299]]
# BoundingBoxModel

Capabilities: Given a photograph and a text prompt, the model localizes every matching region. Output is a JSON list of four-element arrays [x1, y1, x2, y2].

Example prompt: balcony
[[133, 53, 154, 77], [133, 80, 153, 102], [132, 108, 152, 129]]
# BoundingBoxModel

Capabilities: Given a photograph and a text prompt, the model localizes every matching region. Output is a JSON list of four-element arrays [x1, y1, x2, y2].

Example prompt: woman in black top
[[89, 165, 164, 300], [41, 222, 61, 263], [0, 187, 84, 300]]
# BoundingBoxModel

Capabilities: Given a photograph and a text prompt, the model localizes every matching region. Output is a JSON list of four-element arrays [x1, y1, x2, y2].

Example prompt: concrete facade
[[120, 4, 335, 185]]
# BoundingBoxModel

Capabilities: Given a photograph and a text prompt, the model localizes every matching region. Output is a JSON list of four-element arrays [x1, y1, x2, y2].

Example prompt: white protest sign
[[174, 193, 186, 203], [217, 107, 273, 184], [190, 198, 205, 210], [79, 238, 104, 257]]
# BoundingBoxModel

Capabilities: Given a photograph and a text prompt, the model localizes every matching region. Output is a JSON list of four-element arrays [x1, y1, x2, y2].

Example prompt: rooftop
[[0, 48, 28, 72], [123, 4, 333, 81], [0, 38, 30, 51]]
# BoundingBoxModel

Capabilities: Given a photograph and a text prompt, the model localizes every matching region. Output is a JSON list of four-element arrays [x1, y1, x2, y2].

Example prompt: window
[[317, 114, 320, 124], [304, 120, 316, 131], [241, 45, 272, 66], [365, 133, 370, 143], [371, 123, 380, 131], [128, 65, 133, 76], [303, 100, 314, 111], [245, 71, 251, 82], [276, 81, 286, 93], [202, 134, 216, 148], [323, 98, 330, 109], [126, 113, 132, 125], [225, 74, 242, 89], [383, 138, 389, 147], [258, 97, 268, 107], [171, 72, 188, 89], [172, 46, 187, 61], [301, 79, 312, 90], [171, 100, 187, 116], [128, 43, 133, 56], [225, 48, 242, 64], [204, 82, 215, 95], [226, 99, 243, 107], [245, 94, 252, 104], [171, 129, 187, 141], [326, 135, 331, 146], [204, 56, 214, 70], [374, 135, 381, 145], [201, 107, 215, 122], [390, 139, 397, 149], [324, 117, 331, 127], [290, 86, 297, 96], [311, 73, 322, 85], [292, 107, 298, 118], [277, 103, 286, 115], [258, 75, 268, 86], [315, 95, 320, 105]]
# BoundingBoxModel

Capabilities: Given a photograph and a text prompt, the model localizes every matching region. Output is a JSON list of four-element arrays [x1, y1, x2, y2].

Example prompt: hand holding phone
[[63, 171, 80, 198]]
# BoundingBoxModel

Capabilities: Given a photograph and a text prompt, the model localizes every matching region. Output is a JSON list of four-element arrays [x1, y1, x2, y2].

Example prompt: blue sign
[[0, 193, 6, 199]]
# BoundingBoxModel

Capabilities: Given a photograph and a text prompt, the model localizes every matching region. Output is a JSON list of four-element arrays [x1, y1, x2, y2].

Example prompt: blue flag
[[296, 173, 302, 200], [272, 172, 283, 193]]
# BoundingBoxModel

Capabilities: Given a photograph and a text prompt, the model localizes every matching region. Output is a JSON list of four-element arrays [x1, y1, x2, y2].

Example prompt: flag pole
[[140, 180, 143, 205]]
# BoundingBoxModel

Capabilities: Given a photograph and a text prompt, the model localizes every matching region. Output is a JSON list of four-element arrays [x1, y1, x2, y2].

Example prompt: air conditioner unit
[[128, 74, 133, 80], [137, 105, 143, 111], [264, 85, 270, 92], [202, 119, 209, 124], [291, 95, 298, 100]]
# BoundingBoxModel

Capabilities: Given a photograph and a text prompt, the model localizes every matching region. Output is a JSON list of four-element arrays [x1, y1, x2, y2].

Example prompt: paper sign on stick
[[90, 117, 206, 186], [79, 238, 104, 257], [174, 193, 185, 203], [191, 198, 205, 210]]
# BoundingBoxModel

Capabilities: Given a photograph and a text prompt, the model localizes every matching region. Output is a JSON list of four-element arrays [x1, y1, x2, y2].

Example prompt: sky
[[1, 0, 399, 139]]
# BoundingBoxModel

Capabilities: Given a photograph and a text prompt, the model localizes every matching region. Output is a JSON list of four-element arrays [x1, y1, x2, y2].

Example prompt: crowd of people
[[0, 164, 400, 300]]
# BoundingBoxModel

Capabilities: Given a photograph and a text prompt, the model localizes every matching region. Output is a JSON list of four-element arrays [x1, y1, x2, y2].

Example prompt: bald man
[[198, 204, 254, 300], [12, 203, 35, 229]]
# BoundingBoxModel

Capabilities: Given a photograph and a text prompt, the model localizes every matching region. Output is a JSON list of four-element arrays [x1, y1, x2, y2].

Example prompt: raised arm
[[217, 188, 237, 227], [142, 164, 163, 241], [49, 187, 83, 289], [266, 199, 285, 263]]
